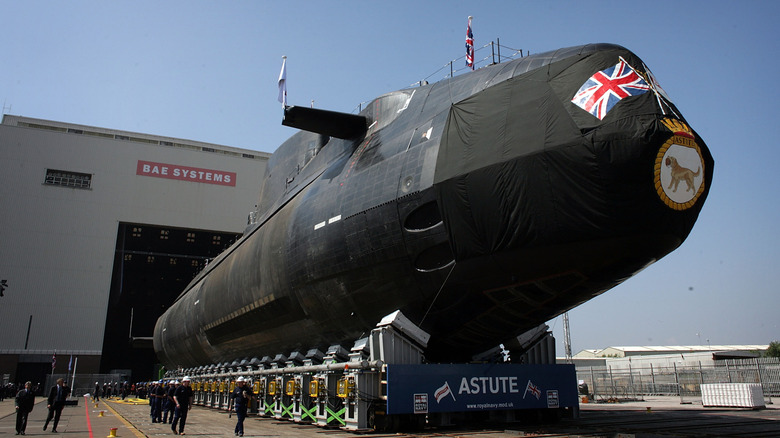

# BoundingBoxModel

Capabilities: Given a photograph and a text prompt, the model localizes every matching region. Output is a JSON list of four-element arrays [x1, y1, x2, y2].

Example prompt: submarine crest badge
[[655, 118, 706, 210]]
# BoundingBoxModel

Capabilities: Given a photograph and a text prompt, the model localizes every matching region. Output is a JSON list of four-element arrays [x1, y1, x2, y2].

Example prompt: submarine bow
[[154, 43, 713, 368]]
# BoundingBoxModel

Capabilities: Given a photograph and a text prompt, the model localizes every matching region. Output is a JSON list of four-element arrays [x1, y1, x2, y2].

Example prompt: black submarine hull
[[154, 44, 713, 367]]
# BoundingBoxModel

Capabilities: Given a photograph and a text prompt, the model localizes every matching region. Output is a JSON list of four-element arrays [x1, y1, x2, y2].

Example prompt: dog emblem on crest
[[665, 156, 700, 193], [654, 119, 705, 210]]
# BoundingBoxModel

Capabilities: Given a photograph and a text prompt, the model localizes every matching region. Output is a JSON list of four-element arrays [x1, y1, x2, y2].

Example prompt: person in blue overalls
[[162, 380, 177, 424], [150, 381, 163, 422], [230, 376, 254, 437]]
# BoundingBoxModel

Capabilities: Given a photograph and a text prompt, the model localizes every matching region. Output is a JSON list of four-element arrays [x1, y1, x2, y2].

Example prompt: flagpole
[[71, 357, 78, 396]]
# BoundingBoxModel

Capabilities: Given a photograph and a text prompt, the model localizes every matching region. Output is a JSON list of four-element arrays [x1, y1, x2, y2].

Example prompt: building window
[[147, 256, 155, 263], [186, 232, 196, 243], [132, 227, 143, 237], [160, 230, 169, 240], [44, 169, 92, 189], [212, 236, 221, 245]]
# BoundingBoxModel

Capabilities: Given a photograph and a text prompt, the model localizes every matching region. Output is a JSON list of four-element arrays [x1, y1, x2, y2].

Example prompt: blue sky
[[2, 1, 778, 354]]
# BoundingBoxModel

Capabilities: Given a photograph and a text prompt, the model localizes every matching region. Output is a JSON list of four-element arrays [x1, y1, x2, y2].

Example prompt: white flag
[[278, 56, 287, 107]]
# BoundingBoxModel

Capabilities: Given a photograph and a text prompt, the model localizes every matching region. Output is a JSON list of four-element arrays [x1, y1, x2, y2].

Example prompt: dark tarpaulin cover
[[434, 46, 713, 261]]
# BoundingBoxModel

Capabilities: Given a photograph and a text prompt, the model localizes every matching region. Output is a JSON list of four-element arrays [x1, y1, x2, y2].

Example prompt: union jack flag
[[571, 58, 650, 120], [465, 16, 474, 69]]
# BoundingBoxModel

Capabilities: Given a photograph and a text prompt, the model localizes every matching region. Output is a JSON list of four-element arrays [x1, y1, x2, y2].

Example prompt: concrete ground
[[0, 394, 777, 437], [0, 395, 400, 437]]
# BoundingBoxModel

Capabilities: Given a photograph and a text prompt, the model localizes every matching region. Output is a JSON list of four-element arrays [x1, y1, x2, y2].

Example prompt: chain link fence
[[577, 358, 780, 402]]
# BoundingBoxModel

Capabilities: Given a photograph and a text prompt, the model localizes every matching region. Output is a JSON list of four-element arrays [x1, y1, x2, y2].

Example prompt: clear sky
[[2, 1, 778, 355]]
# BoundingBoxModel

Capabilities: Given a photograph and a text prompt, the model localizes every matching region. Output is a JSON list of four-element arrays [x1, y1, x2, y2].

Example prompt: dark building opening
[[101, 222, 241, 380], [15, 360, 51, 394]]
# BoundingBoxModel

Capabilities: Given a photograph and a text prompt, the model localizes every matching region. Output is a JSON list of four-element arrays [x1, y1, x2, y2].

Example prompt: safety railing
[[577, 358, 780, 402]]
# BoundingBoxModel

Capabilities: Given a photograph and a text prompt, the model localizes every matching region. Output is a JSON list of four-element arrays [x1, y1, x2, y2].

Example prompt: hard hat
[[182, 376, 191, 382], [236, 376, 245, 382]]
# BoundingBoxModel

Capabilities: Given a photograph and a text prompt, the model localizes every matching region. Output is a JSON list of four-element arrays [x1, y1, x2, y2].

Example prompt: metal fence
[[45, 373, 125, 399], [577, 358, 780, 402]]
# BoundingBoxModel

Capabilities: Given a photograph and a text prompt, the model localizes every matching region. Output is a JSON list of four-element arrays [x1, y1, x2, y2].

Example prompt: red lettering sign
[[136, 160, 236, 187]]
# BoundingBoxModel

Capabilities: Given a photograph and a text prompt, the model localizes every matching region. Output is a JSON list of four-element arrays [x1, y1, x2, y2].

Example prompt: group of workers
[[145, 375, 254, 436], [145, 376, 193, 435]]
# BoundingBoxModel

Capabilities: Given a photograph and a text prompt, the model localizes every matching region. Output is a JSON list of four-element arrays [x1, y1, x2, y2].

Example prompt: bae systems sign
[[386, 363, 577, 415], [136, 160, 236, 187]]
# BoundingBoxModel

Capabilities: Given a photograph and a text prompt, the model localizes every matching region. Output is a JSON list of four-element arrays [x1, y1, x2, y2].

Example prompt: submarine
[[154, 43, 713, 368]]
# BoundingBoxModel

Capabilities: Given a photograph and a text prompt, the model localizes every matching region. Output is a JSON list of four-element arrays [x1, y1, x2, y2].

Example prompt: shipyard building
[[0, 115, 270, 384]]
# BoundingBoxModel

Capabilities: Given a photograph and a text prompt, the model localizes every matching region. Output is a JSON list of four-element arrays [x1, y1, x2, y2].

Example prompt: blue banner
[[386, 363, 577, 415]]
